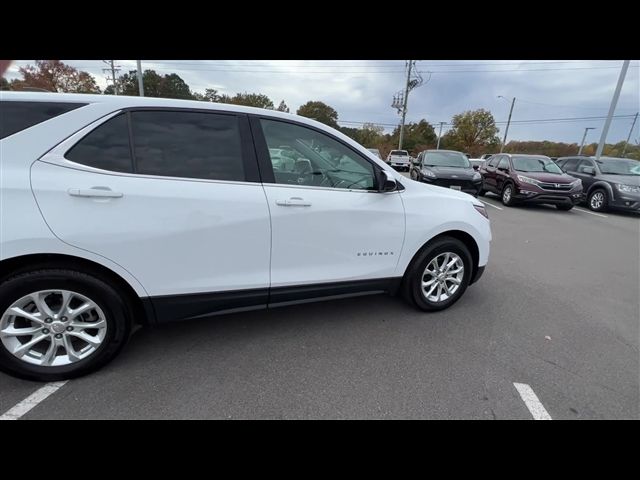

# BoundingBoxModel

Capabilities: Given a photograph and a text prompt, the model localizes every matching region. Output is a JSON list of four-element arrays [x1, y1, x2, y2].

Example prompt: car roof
[[425, 149, 463, 154], [0, 90, 336, 133], [501, 153, 551, 158]]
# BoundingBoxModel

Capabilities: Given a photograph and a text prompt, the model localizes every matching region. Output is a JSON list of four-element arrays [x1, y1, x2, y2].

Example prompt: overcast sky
[[6, 60, 639, 144]]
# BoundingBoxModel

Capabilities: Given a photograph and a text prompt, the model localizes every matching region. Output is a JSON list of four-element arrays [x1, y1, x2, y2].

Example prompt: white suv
[[0, 92, 491, 380]]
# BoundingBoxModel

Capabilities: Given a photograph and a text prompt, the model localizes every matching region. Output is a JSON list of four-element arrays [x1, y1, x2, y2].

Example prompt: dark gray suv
[[556, 156, 640, 213]]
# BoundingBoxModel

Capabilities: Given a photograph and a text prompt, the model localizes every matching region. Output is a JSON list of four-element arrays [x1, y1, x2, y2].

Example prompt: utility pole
[[398, 60, 413, 150], [499, 96, 516, 153], [595, 60, 630, 160], [102, 60, 120, 95], [578, 127, 596, 155], [621, 112, 638, 157], [436, 121, 445, 150], [136, 60, 144, 97]]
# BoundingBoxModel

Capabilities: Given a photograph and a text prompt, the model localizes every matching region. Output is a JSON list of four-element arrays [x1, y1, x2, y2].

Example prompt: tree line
[[2, 60, 638, 160]]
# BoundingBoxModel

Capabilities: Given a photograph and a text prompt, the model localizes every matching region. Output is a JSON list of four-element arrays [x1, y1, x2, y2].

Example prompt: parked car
[[386, 149, 411, 171], [555, 156, 640, 212], [0, 92, 491, 380], [410, 150, 482, 196], [479, 154, 583, 210], [367, 148, 382, 160]]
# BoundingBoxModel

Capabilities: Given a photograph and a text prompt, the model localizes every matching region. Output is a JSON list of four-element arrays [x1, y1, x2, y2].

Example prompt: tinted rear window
[[390, 150, 408, 156], [131, 110, 244, 181], [66, 113, 133, 173], [0, 101, 86, 139]]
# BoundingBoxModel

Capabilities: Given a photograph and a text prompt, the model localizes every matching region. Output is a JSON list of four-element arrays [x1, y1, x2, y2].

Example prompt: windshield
[[390, 150, 408, 156], [423, 151, 470, 168], [512, 156, 562, 174], [596, 158, 640, 175]]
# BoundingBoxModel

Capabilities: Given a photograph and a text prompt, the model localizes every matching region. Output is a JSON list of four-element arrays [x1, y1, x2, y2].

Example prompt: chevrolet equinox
[[0, 92, 491, 380]]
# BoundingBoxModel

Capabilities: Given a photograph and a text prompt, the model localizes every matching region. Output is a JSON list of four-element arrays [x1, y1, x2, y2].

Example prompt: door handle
[[68, 188, 123, 198], [276, 197, 312, 207]]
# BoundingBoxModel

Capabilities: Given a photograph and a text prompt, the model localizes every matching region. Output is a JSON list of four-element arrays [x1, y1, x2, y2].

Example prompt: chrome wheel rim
[[421, 252, 465, 303], [503, 186, 512, 203], [0, 290, 107, 367], [590, 192, 604, 210]]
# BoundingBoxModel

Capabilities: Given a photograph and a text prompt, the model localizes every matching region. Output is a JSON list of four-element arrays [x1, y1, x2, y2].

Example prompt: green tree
[[297, 101, 339, 128], [389, 119, 438, 154], [10, 60, 100, 93], [105, 70, 192, 99], [0, 77, 9, 90], [227, 92, 274, 109], [444, 109, 500, 156], [276, 100, 290, 112]]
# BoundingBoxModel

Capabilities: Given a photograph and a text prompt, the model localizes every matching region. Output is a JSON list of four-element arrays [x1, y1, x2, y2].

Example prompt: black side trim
[[150, 288, 269, 323], [269, 278, 396, 305], [147, 278, 402, 324]]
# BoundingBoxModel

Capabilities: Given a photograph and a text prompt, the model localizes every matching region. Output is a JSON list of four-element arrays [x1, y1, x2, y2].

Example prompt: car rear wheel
[[588, 189, 608, 212], [403, 236, 473, 312], [0, 269, 131, 381], [478, 188, 486, 197], [501, 184, 516, 206]]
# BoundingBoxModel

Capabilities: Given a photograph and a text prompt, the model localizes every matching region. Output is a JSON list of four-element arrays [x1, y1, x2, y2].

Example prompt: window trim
[[61, 106, 261, 183], [248, 114, 382, 192]]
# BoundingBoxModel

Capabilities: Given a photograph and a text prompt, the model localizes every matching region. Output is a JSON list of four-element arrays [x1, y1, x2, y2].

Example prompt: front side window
[[260, 119, 375, 191], [497, 157, 510, 170], [576, 159, 596, 173], [66, 113, 133, 173], [488, 156, 501, 167], [131, 110, 245, 181], [561, 158, 580, 172]]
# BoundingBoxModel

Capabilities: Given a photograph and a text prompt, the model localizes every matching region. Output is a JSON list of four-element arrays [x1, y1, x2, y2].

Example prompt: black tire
[[402, 236, 473, 312], [478, 188, 486, 197], [0, 269, 132, 381], [588, 188, 608, 212], [556, 204, 573, 211], [501, 183, 516, 207]]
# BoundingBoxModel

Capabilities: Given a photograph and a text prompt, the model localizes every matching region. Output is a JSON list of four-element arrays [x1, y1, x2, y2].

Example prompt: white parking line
[[478, 199, 503, 210], [513, 382, 552, 420], [0, 381, 67, 420], [573, 207, 608, 218]]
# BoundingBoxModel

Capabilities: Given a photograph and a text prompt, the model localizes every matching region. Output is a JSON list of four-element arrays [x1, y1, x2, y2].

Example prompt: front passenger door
[[253, 117, 405, 292]]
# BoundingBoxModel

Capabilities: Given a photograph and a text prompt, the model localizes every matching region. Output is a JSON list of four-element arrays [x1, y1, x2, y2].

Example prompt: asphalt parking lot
[[1, 173, 638, 420]]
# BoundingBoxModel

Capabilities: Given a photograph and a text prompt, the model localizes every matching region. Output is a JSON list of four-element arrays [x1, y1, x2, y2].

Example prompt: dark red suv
[[479, 154, 583, 210]]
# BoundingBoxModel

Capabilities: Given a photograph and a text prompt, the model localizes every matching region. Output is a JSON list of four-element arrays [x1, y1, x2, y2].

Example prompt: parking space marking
[[0, 381, 67, 420], [573, 207, 608, 218], [513, 383, 552, 420], [478, 199, 503, 210]]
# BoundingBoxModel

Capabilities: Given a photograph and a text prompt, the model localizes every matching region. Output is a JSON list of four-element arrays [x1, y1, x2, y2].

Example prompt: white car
[[0, 92, 491, 380]]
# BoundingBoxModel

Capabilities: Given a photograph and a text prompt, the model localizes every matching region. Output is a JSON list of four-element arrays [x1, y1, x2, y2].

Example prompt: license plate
[[450, 185, 461, 191]]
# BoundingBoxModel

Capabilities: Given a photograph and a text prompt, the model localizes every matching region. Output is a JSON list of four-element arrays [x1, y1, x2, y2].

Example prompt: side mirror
[[582, 166, 596, 175], [472, 164, 480, 170], [379, 170, 398, 192]]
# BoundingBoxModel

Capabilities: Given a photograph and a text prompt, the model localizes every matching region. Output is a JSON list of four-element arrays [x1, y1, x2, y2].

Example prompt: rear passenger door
[[482, 155, 500, 192], [31, 109, 271, 313]]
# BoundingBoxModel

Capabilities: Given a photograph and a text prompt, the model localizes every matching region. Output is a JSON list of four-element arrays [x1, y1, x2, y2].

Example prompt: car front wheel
[[502, 184, 516, 206], [0, 269, 131, 381], [403, 236, 473, 312], [588, 189, 608, 212]]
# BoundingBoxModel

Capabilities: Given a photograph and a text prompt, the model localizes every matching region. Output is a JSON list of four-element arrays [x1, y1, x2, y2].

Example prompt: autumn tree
[[297, 101, 339, 128], [276, 100, 290, 113], [9, 60, 100, 93], [443, 109, 500, 156], [0, 77, 9, 90], [390, 120, 438, 154]]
